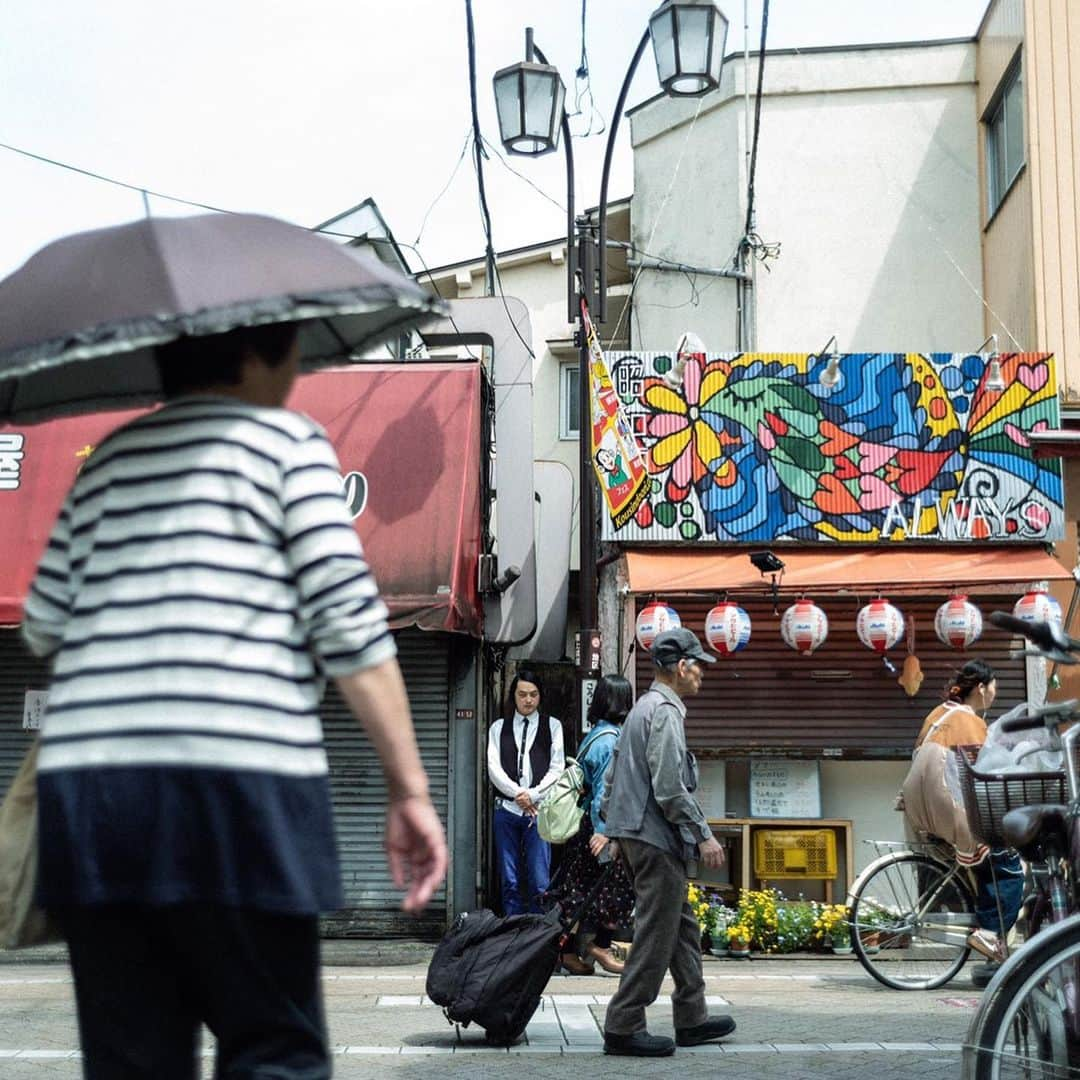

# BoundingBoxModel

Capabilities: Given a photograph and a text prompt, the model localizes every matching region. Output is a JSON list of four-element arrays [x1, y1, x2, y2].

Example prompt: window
[[559, 363, 580, 440], [985, 58, 1024, 218]]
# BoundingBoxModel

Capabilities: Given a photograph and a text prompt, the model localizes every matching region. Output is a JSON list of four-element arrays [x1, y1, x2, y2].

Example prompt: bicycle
[[847, 836, 984, 990], [962, 611, 1080, 1078], [849, 653, 1069, 992]]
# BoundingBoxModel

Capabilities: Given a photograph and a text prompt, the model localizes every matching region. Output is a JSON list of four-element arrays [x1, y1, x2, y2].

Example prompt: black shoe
[[675, 1015, 737, 1046], [971, 962, 1001, 990], [603, 1031, 676, 1057]]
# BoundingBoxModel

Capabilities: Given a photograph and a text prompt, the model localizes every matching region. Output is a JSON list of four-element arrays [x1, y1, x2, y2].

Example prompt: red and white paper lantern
[[855, 598, 905, 654], [705, 603, 751, 657], [780, 599, 829, 655], [1013, 589, 1063, 628], [934, 595, 983, 650], [636, 601, 682, 651]]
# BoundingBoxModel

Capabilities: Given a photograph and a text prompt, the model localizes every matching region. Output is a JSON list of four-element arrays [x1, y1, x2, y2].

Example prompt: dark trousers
[[58, 903, 329, 1080], [973, 848, 1024, 935], [493, 804, 551, 915], [603, 838, 708, 1037]]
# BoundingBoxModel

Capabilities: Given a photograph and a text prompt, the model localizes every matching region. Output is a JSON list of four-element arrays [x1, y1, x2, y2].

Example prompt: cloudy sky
[[1, 1, 989, 280]]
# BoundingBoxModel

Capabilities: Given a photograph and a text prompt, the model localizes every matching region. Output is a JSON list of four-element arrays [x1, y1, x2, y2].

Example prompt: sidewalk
[[0, 953, 981, 1078]]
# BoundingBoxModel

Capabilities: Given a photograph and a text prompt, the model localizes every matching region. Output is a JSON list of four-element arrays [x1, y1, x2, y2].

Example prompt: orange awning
[[625, 546, 1075, 596]]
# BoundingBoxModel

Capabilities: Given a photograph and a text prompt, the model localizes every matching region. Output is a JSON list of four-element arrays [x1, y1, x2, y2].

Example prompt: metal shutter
[[635, 595, 1027, 759], [319, 629, 450, 937], [0, 630, 48, 800]]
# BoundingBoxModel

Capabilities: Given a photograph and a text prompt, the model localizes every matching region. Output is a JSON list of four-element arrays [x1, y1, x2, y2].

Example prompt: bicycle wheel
[[964, 912, 1080, 1079], [849, 851, 975, 990]]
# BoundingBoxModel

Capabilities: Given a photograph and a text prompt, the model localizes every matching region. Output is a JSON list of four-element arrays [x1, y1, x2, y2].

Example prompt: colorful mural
[[599, 351, 1064, 544]]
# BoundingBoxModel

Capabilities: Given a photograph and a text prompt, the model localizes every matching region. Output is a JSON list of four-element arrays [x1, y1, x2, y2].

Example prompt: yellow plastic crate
[[753, 829, 837, 879]]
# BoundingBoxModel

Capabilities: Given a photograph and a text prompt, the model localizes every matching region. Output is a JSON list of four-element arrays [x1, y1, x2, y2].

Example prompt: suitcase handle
[[556, 862, 616, 950]]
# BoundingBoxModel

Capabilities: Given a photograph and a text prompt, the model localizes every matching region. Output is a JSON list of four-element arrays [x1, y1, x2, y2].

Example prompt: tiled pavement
[[0, 957, 981, 1077]]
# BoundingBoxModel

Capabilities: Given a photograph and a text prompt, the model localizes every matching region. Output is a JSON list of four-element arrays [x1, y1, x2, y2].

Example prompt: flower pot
[[831, 944, 853, 955], [860, 931, 881, 954], [728, 942, 751, 958]]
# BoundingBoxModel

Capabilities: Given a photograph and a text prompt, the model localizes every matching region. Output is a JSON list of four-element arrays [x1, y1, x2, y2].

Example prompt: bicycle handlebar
[[989, 611, 1080, 664], [999, 698, 1080, 733]]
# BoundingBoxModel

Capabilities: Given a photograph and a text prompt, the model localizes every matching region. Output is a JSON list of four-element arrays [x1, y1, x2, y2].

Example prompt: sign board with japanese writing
[[580, 678, 597, 733], [23, 690, 48, 730], [750, 760, 821, 818]]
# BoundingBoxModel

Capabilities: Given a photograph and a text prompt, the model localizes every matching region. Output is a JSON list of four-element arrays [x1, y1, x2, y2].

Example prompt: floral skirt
[[546, 819, 635, 934]]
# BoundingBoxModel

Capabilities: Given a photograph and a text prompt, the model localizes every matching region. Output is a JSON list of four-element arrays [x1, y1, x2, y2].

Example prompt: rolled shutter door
[[635, 595, 1026, 758], [0, 630, 48, 799], [320, 629, 450, 937]]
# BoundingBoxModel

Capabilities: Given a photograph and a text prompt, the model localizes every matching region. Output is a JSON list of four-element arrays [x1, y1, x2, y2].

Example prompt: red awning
[[625, 545, 1074, 596], [0, 363, 482, 635]]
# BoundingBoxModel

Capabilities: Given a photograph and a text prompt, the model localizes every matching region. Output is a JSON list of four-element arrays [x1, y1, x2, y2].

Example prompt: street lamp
[[495, 0, 729, 721], [492, 29, 566, 156]]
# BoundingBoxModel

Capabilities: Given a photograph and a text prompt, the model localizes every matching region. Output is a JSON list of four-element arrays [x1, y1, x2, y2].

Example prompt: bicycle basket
[[955, 745, 1067, 846]]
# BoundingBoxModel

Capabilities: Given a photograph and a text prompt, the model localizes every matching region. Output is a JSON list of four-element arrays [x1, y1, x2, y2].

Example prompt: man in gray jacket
[[601, 627, 735, 1057]]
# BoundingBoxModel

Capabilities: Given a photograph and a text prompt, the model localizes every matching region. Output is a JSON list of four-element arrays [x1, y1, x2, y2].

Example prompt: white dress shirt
[[486, 712, 565, 816]]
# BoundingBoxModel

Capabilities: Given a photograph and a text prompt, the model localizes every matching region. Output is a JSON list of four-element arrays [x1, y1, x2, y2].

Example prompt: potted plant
[[688, 884, 730, 954], [857, 907, 894, 953], [830, 919, 853, 955], [726, 923, 752, 958], [735, 888, 780, 954], [774, 902, 817, 954], [813, 902, 852, 955]]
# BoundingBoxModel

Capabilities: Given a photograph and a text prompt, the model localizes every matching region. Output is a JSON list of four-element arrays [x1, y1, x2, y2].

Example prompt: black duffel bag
[[426, 864, 614, 1044]]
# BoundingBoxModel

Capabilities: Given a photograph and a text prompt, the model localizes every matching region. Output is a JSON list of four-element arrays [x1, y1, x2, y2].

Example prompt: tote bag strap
[[914, 703, 967, 757]]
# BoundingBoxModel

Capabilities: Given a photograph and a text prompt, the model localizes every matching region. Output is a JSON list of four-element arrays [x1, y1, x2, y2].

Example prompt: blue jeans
[[973, 848, 1024, 935], [493, 804, 551, 915]]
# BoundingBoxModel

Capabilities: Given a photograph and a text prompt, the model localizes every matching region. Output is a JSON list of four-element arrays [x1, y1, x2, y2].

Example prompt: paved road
[[0, 954, 983, 1078]]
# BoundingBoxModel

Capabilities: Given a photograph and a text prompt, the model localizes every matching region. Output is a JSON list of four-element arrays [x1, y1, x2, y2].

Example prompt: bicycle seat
[[1002, 804, 1069, 858]]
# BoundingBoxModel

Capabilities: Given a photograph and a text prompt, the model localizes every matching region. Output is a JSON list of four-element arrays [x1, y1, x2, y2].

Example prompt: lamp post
[[494, 1, 729, 721]]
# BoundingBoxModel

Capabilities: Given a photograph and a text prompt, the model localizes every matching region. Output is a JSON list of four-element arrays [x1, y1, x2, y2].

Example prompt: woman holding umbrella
[[7, 214, 448, 1080]]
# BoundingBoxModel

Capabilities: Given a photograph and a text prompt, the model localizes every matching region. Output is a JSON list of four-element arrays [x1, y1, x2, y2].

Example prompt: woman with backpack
[[549, 675, 636, 975]]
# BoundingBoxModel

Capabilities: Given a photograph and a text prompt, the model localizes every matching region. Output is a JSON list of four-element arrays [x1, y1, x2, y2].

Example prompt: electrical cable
[[0, 138, 239, 216], [568, 0, 605, 139], [396, 240, 480, 362], [743, 0, 769, 239], [603, 95, 706, 350], [463, 0, 496, 298], [480, 135, 567, 212], [413, 127, 473, 248]]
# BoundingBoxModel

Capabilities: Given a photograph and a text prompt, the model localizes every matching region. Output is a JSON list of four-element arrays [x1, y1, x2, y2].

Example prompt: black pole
[[577, 215, 597, 668], [531, 31, 653, 726], [597, 27, 651, 323], [530, 42, 576, 324]]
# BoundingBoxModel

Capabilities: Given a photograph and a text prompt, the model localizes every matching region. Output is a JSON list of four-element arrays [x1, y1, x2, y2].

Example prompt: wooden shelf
[[704, 818, 855, 903]]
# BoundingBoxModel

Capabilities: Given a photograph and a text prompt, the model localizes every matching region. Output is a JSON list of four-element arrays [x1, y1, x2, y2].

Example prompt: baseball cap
[[650, 627, 716, 665]]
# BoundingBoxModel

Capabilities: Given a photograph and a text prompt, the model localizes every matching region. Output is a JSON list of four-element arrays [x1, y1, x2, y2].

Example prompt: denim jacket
[[577, 720, 620, 834]]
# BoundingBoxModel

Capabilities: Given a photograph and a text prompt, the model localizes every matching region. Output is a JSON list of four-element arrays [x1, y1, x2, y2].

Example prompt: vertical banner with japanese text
[[581, 297, 648, 530]]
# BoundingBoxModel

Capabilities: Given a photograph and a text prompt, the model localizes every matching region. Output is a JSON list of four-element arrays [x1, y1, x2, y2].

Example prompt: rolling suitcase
[[425, 863, 615, 1044]]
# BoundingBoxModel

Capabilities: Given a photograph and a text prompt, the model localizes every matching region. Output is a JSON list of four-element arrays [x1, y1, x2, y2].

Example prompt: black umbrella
[[0, 212, 446, 422]]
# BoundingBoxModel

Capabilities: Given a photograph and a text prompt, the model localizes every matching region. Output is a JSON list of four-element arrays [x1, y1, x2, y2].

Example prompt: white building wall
[[429, 249, 580, 569], [629, 41, 984, 353]]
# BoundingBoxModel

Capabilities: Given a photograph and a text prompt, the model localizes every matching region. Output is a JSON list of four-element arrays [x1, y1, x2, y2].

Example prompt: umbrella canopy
[[0, 212, 446, 422]]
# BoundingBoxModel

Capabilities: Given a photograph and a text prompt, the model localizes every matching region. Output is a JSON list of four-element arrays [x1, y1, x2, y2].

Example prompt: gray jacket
[[600, 680, 712, 862]]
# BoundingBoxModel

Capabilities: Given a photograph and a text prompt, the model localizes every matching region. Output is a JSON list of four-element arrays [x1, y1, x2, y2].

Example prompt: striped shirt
[[21, 395, 395, 914]]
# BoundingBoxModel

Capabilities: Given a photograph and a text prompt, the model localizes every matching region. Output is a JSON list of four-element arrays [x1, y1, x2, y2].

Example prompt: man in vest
[[486, 670, 565, 915], [600, 627, 735, 1057]]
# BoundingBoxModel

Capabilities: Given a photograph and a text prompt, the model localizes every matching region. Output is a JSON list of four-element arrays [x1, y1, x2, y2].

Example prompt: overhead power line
[[0, 139, 235, 215]]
